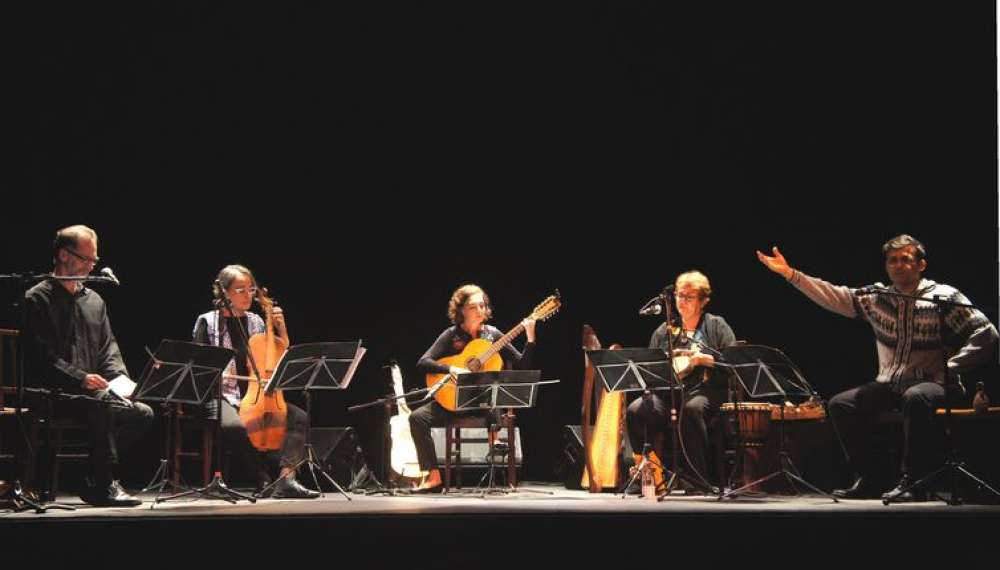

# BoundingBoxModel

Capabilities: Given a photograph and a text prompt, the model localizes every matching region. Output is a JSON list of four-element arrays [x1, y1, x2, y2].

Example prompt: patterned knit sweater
[[788, 271, 997, 388]]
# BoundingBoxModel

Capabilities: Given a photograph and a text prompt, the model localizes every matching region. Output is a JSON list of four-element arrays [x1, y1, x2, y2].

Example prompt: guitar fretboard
[[475, 322, 526, 365]]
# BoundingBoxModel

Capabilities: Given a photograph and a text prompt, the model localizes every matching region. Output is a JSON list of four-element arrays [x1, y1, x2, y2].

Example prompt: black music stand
[[254, 341, 365, 500], [134, 340, 229, 499], [587, 348, 703, 497], [134, 340, 254, 506], [452, 370, 558, 496], [720, 345, 837, 501]]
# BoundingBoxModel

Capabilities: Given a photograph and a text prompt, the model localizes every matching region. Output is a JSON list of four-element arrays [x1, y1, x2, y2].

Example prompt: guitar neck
[[479, 322, 526, 363]]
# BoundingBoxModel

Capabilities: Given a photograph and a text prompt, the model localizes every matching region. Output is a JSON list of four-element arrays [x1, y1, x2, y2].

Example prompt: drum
[[720, 402, 773, 447], [770, 398, 827, 422]]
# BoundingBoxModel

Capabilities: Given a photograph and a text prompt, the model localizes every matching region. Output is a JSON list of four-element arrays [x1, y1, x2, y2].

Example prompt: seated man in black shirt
[[23, 225, 153, 507]]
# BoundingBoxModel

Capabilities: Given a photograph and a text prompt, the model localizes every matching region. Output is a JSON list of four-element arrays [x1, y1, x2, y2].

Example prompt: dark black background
[[5, 2, 997, 485]]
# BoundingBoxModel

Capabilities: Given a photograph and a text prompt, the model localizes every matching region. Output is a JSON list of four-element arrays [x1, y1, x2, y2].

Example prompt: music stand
[[587, 348, 702, 497], [720, 345, 837, 501], [134, 340, 255, 506], [255, 341, 365, 500], [586, 348, 673, 394], [134, 340, 230, 499], [451, 370, 558, 496]]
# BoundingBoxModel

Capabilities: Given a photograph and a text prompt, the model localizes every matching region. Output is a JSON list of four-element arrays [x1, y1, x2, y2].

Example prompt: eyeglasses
[[464, 302, 487, 311], [676, 293, 703, 302], [64, 247, 100, 264], [232, 286, 258, 296]]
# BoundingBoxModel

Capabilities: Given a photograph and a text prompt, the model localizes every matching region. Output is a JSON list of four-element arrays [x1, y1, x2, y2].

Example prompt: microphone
[[854, 285, 885, 296], [100, 267, 120, 285], [639, 300, 664, 316], [639, 285, 675, 315]]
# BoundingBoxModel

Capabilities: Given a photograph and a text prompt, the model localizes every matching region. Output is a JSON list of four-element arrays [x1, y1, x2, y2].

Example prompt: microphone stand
[[865, 287, 1000, 506], [656, 287, 714, 496], [347, 379, 434, 496]]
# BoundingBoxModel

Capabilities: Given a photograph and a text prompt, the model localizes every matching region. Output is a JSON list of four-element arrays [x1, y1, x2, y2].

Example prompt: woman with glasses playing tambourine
[[625, 270, 737, 494]]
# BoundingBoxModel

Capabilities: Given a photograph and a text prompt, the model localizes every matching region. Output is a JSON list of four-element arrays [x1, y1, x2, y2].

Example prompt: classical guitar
[[425, 293, 561, 411]]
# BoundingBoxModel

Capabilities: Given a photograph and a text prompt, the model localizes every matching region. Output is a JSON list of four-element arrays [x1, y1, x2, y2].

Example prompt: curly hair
[[447, 284, 492, 325]]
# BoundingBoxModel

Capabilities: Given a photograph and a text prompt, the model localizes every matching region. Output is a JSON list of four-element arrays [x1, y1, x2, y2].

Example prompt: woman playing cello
[[192, 264, 319, 499]]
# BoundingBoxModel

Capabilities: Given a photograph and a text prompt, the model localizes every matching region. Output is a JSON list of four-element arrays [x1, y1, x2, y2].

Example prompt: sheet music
[[108, 374, 137, 398], [339, 346, 366, 388]]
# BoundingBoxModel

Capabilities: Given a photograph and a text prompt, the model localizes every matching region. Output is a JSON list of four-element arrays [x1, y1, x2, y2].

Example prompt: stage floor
[[4, 482, 999, 565], [5, 481, 1000, 518]]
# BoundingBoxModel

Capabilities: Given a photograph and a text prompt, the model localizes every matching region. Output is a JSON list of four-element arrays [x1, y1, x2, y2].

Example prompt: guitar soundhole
[[467, 358, 482, 372]]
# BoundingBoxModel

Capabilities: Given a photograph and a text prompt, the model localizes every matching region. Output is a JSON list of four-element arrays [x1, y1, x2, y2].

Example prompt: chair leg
[[51, 426, 63, 497], [202, 426, 213, 485], [169, 411, 181, 487], [25, 417, 39, 489], [444, 425, 453, 490], [454, 428, 463, 488], [507, 423, 517, 488]]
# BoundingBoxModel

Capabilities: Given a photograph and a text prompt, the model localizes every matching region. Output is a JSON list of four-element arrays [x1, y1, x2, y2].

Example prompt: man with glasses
[[757, 235, 998, 501], [22, 225, 153, 506], [626, 270, 737, 494]]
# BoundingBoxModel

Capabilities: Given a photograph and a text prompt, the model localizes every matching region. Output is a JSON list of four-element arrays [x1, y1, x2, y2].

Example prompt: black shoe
[[271, 476, 320, 499], [881, 477, 928, 503], [81, 480, 142, 507], [832, 476, 881, 499]]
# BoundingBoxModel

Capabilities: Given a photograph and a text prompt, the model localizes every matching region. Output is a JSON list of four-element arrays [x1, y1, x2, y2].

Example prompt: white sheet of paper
[[339, 347, 366, 388], [108, 374, 136, 398]]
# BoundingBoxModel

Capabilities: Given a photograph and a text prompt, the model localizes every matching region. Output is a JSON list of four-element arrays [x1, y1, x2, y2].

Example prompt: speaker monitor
[[557, 425, 585, 490], [308, 427, 367, 488]]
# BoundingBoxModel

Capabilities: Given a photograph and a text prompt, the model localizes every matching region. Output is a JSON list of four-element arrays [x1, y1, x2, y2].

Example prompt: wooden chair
[[443, 411, 518, 491], [163, 403, 214, 487]]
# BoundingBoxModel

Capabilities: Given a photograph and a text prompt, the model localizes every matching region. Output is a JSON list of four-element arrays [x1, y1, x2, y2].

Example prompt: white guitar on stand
[[389, 363, 426, 482]]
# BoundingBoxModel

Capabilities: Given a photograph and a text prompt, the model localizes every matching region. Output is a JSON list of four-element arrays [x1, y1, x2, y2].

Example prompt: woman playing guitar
[[409, 284, 539, 493], [192, 264, 319, 499]]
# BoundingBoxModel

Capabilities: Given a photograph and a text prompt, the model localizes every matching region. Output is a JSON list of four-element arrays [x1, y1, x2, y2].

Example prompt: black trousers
[[214, 400, 309, 475], [625, 385, 726, 485], [827, 380, 958, 483], [50, 394, 154, 486], [408, 400, 501, 471]]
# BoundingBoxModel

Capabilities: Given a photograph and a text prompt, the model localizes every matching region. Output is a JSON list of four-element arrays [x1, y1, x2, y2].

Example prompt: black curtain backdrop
[[6, 3, 997, 484]]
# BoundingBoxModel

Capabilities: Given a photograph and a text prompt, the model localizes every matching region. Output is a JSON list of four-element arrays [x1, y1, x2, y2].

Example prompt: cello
[[238, 288, 289, 451]]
